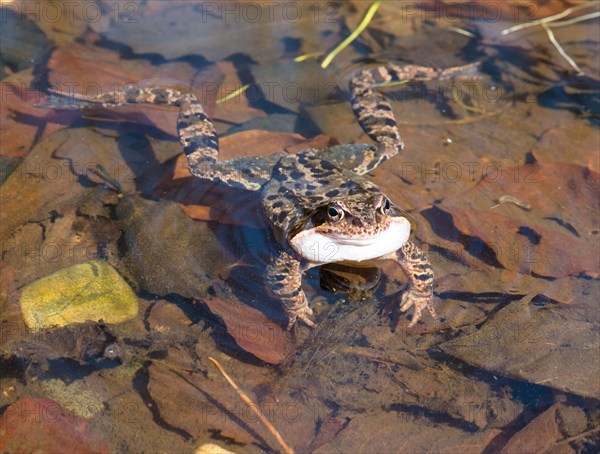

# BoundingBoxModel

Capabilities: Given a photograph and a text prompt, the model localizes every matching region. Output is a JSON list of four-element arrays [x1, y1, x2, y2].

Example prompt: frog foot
[[286, 305, 315, 330], [400, 289, 436, 327]]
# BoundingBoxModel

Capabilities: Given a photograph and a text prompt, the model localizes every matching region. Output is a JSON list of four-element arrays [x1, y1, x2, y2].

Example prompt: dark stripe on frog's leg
[[390, 240, 436, 327], [55, 87, 266, 191], [266, 250, 314, 329], [349, 63, 480, 175]]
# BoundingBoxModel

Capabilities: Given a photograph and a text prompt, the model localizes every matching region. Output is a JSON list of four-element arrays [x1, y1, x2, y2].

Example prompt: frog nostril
[[352, 218, 363, 227]]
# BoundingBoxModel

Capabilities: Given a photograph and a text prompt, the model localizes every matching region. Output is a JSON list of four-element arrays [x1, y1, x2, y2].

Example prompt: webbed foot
[[400, 289, 437, 327], [286, 304, 315, 330], [386, 241, 436, 327]]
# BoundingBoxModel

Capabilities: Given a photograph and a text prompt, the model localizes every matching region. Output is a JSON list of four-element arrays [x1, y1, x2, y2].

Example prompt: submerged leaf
[[436, 162, 599, 278]]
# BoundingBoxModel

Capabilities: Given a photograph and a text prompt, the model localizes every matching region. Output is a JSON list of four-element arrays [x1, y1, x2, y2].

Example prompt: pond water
[[1, 1, 599, 453]]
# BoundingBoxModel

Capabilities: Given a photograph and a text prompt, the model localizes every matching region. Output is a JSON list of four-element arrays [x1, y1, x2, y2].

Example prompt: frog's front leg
[[266, 250, 314, 329], [386, 241, 436, 327]]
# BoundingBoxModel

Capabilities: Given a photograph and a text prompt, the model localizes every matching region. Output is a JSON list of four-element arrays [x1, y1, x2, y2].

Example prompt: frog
[[56, 62, 478, 329]]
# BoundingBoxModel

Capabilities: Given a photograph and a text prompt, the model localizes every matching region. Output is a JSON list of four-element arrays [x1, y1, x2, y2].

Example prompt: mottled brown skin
[[57, 63, 479, 328], [261, 149, 413, 327]]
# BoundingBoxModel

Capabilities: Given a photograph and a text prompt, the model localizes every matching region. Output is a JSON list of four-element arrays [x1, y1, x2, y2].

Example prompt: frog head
[[289, 192, 411, 264]]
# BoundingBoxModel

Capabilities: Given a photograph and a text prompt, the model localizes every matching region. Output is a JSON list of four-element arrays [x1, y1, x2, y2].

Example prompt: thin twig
[[216, 84, 251, 104], [373, 79, 410, 89], [447, 26, 477, 38], [501, 3, 595, 35], [321, 0, 382, 68], [542, 22, 585, 75], [208, 356, 294, 454], [551, 10, 600, 28], [293, 52, 325, 62]]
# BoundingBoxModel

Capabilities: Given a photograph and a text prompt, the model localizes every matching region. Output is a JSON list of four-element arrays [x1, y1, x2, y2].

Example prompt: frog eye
[[379, 198, 391, 215], [327, 205, 344, 222]]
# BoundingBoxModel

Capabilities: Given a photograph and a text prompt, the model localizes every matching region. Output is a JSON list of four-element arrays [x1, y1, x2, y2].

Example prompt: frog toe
[[298, 311, 315, 328], [285, 309, 315, 330], [286, 315, 298, 331], [401, 290, 435, 327]]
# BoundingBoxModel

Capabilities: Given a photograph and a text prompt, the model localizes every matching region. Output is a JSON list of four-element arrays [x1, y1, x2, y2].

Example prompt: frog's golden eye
[[327, 204, 344, 222], [379, 198, 391, 215]]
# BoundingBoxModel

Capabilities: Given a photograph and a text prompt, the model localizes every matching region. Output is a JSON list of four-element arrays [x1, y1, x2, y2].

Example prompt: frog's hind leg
[[349, 63, 480, 174], [48, 87, 268, 191]]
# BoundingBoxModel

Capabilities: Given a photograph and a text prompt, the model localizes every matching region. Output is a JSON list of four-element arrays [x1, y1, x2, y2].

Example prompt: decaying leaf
[[435, 162, 599, 278]]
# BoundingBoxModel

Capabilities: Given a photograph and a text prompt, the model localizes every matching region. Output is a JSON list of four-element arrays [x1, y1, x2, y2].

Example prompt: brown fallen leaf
[[47, 40, 222, 135], [219, 130, 336, 160], [0, 397, 108, 453], [147, 359, 264, 446], [310, 418, 348, 452], [530, 124, 599, 172], [500, 403, 587, 454], [440, 291, 600, 399], [0, 70, 80, 157], [148, 352, 326, 451], [2, 38, 223, 158], [147, 300, 194, 334], [198, 294, 295, 365], [314, 410, 501, 453], [435, 162, 599, 278]]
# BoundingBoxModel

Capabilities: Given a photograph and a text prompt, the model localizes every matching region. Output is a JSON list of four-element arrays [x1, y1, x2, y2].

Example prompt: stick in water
[[208, 356, 295, 454]]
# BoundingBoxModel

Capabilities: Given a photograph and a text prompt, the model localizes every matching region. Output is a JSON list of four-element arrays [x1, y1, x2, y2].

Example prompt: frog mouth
[[290, 217, 410, 263]]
